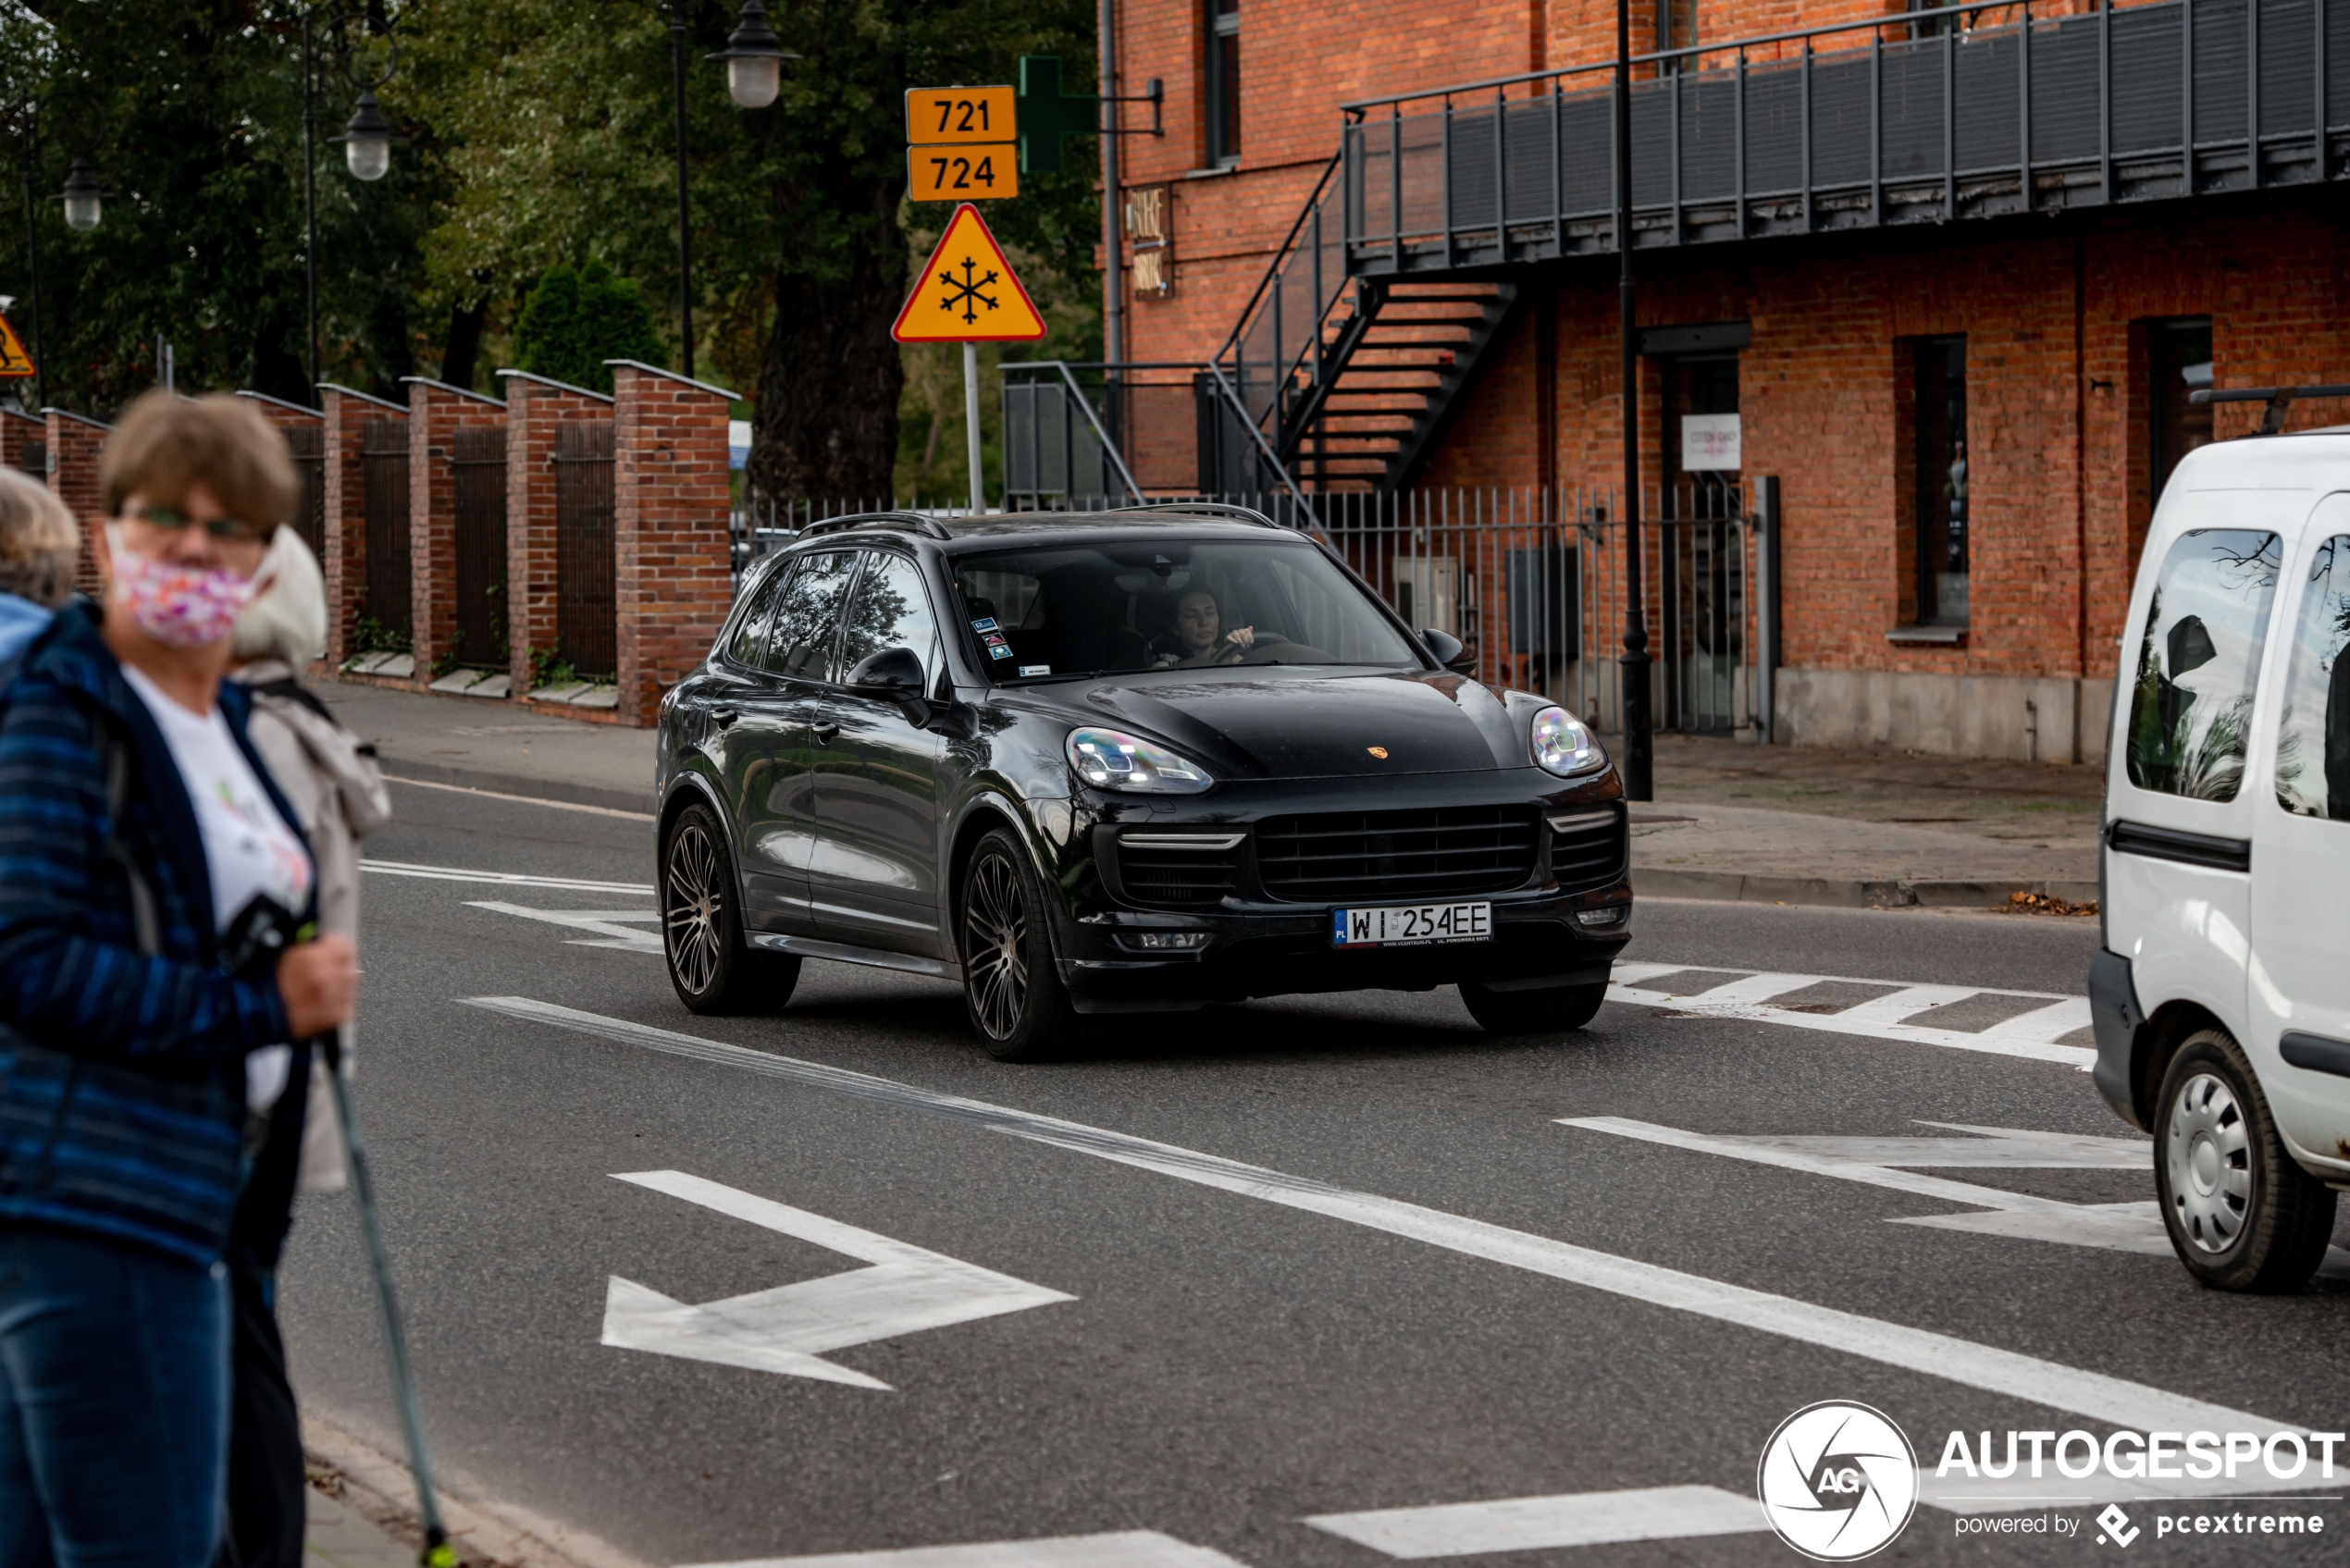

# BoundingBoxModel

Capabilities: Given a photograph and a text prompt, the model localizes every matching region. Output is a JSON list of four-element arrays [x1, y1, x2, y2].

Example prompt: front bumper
[[1045, 768, 1630, 1009]]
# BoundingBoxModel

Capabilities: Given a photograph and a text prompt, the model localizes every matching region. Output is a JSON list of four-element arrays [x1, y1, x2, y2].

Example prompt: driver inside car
[[1153, 588, 1280, 668]]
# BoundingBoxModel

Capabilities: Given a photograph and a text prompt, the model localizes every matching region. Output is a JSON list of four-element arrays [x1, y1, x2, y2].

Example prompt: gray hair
[[0, 469, 81, 608]]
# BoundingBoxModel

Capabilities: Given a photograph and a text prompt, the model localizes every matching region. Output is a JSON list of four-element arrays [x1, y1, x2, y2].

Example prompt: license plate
[[1331, 902, 1492, 947]]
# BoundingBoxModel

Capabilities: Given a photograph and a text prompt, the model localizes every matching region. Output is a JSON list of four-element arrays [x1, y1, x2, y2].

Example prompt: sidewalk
[[319, 679, 2104, 908]]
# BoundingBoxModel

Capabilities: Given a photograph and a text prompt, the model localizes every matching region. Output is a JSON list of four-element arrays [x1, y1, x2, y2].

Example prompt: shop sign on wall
[[1124, 184, 1172, 299]]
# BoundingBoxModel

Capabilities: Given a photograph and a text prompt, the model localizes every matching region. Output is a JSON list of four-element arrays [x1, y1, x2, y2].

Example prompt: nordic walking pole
[[320, 1036, 457, 1568]]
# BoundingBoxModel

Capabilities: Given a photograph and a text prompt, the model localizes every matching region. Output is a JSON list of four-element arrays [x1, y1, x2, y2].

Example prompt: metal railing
[[1207, 154, 1362, 468], [1340, 0, 2350, 270], [1000, 361, 1319, 518]]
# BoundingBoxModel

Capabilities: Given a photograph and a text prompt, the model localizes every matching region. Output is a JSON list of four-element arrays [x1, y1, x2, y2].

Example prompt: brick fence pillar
[[318, 384, 405, 669], [609, 360, 734, 729], [233, 392, 326, 575], [402, 377, 506, 688], [495, 371, 613, 698], [0, 408, 43, 484], [43, 409, 109, 596]]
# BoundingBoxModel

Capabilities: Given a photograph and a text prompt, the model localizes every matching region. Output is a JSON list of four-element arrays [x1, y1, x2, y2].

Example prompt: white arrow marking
[[600, 1170, 1075, 1389], [1303, 1486, 1765, 1557], [467, 902, 662, 954]]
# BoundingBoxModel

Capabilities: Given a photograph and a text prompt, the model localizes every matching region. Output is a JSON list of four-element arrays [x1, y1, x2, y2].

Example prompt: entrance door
[[1662, 354, 1742, 732], [810, 549, 952, 957], [730, 550, 858, 935], [2249, 496, 2350, 1162]]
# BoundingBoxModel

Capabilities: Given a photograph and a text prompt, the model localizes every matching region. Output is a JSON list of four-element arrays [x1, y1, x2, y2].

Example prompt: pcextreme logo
[[1757, 1401, 1921, 1561]]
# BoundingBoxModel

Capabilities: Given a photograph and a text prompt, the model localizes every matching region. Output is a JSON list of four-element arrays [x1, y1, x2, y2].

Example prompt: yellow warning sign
[[890, 204, 1045, 344], [0, 314, 34, 380]]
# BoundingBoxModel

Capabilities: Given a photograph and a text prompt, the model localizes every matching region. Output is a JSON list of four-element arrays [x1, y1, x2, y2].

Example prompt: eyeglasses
[[129, 505, 271, 543]]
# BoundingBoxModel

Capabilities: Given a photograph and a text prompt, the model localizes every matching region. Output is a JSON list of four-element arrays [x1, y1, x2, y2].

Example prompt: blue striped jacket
[[0, 604, 300, 1265]]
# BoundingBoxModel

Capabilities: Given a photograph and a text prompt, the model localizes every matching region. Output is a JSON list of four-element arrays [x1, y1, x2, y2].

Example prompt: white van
[[2093, 400, 2350, 1291]]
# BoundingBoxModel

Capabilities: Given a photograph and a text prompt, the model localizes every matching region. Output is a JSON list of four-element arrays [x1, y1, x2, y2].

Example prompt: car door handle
[[811, 719, 841, 744], [711, 706, 739, 727]]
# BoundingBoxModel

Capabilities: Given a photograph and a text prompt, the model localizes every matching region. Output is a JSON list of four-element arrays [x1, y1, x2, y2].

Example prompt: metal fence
[[451, 426, 508, 669], [1001, 362, 1314, 510], [361, 419, 410, 636], [284, 425, 326, 563], [737, 482, 1778, 738], [552, 421, 617, 676], [1341, 0, 2350, 272]]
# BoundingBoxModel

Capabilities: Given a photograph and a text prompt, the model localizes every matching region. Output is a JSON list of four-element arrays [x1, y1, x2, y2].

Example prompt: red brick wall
[[44, 411, 107, 596], [404, 379, 507, 687], [610, 364, 732, 729], [499, 373, 613, 695], [0, 408, 42, 481], [320, 387, 404, 668]]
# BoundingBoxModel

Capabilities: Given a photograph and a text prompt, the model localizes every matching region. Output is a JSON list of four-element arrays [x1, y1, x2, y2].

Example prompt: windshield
[[950, 539, 1425, 682]]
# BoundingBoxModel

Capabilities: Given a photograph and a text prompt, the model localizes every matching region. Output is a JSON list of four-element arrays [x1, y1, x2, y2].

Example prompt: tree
[[513, 259, 664, 394]]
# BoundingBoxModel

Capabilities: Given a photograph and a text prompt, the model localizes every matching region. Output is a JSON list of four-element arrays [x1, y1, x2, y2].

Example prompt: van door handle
[[710, 706, 739, 727], [811, 718, 840, 744]]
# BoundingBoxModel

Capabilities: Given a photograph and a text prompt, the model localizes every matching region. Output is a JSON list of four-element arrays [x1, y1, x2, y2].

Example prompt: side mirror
[[847, 646, 925, 695], [1420, 627, 1469, 669]]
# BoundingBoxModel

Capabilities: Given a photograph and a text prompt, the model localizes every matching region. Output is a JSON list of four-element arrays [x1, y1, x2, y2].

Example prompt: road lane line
[[364, 858, 655, 895], [465, 903, 663, 953], [1301, 1486, 1765, 1556], [464, 996, 2304, 1439], [674, 1532, 1250, 1568], [1608, 968, 2096, 1068]]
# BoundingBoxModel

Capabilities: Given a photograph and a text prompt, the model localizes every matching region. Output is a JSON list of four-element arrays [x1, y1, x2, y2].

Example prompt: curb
[[1632, 867, 2099, 908], [376, 757, 657, 817]]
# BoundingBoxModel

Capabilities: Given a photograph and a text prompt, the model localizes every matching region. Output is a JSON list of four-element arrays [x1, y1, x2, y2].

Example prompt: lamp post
[[59, 156, 102, 231], [6, 105, 44, 410], [302, 5, 400, 397], [1614, 0, 1653, 800], [663, 1, 796, 380]]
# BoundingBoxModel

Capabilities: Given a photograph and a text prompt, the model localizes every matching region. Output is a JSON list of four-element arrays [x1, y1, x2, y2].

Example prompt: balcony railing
[[1341, 0, 2350, 270]]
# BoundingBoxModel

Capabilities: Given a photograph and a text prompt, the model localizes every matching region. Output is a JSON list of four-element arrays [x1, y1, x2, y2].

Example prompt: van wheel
[[2154, 1029, 2337, 1291], [1459, 979, 1608, 1034], [662, 803, 801, 1016], [959, 830, 1078, 1062]]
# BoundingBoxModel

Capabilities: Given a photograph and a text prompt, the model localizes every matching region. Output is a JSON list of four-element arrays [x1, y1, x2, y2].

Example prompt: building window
[[1911, 336, 1969, 627], [1206, 0, 1241, 165], [2150, 316, 2213, 504]]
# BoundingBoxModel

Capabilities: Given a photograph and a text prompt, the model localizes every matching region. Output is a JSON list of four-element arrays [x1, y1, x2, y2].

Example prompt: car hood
[[1072, 668, 1523, 779]]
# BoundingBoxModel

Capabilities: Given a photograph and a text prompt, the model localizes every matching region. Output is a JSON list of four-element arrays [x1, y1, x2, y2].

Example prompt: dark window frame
[[1909, 335, 1971, 630], [1206, 0, 1241, 166], [2149, 316, 2215, 507]]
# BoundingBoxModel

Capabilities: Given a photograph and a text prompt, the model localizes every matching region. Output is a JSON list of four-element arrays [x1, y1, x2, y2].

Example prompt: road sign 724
[[909, 145, 1017, 203]]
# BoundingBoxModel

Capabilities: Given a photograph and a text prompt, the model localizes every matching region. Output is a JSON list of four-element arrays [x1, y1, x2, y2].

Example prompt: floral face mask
[[108, 528, 260, 648]]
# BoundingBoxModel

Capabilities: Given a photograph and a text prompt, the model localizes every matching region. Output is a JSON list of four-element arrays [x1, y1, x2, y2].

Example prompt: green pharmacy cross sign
[[1015, 56, 1163, 176]]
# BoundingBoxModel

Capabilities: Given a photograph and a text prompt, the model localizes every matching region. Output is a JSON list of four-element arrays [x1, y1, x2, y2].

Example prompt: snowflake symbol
[[935, 255, 1001, 327]]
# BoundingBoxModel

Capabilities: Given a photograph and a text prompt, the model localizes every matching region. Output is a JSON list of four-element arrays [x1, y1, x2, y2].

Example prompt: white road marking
[[466, 903, 662, 954], [675, 1532, 1250, 1568], [465, 996, 2305, 1439], [1561, 1117, 2171, 1254], [601, 1170, 1074, 1390], [1607, 965, 2096, 1068], [364, 858, 654, 895], [383, 773, 655, 821], [1301, 1486, 1764, 1557]]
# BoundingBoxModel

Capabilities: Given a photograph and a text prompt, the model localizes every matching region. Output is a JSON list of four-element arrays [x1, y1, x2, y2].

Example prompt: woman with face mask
[[0, 391, 358, 1565]]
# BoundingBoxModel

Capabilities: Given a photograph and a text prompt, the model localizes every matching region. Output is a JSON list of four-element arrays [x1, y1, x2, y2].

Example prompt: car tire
[[1459, 978, 1608, 1035], [662, 802, 802, 1016], [959, 829, 1078, 1062], [2154, 1028, 2337, 1292]]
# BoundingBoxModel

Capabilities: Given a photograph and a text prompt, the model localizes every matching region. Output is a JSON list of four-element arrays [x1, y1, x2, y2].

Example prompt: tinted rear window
[[2124, 528, 2282, 801]]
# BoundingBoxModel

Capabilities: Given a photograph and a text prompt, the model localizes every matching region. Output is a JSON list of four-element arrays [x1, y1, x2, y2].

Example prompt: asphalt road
[[279, 779, 2349, 1568]]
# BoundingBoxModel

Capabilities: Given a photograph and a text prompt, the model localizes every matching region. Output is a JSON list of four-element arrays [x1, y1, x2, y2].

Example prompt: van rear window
[[2124, 529, 2282, 802], [2275, 532, 2350, 821]]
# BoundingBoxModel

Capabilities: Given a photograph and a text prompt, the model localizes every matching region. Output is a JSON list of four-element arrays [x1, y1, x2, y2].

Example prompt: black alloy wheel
[[959, 829, 1077, 1061], [1458, 977, 1608, 1035], [662, 802, 800, 1016], [2153, 1028, 2336, 1291]]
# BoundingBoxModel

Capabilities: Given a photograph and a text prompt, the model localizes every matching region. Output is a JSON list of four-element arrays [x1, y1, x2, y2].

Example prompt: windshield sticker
[[970, 617, 999, 633], [983, 632, 1007, 646], [989, 644, 1015, 660], [1019, 664, 1051, 676]]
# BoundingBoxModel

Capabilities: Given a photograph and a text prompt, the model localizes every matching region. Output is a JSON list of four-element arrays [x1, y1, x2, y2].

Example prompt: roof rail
[[798, 511, 956, 541], [2192, 383, 2350, 437], [1105, 500, 1285, 530]]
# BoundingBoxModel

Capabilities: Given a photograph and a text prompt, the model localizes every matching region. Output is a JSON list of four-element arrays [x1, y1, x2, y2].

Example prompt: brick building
[[1095, 0, 2348, 759]]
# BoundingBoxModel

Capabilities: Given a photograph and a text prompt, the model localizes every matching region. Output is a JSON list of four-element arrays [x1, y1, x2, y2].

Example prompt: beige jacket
[[233, 661, 392, 1192]]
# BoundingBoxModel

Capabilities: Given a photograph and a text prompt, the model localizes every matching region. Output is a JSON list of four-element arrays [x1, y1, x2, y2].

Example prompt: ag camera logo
[[1758, 1401, 1920, 1561]]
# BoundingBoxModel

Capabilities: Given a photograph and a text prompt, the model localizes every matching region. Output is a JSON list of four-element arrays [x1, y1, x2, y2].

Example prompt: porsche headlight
[[1530, 706, 1606, 776], [1065, 727, 1215, 795]]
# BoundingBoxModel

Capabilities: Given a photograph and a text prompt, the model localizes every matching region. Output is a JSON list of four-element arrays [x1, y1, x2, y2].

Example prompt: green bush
[[513, 258, 665, 394]]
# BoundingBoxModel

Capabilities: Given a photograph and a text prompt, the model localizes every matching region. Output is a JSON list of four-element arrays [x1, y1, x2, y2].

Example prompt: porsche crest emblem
[[1366, 747, 1389, 759]]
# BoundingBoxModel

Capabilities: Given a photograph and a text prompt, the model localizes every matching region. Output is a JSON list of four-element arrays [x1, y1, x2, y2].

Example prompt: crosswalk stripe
[[1605, 966, 2095, 1068], [674, 1533, 1249, 1568], [1301, 1486, 1765, 1557]]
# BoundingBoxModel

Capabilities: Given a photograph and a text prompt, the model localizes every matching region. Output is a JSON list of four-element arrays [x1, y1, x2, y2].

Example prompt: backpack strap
[[242, 674, 339, 727], [102, 730, 161, 958]]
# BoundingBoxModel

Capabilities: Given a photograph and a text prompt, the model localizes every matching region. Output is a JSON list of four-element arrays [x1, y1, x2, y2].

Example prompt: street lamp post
[[1614, 0, 1654, 800], [302, 5, 400, 397], [663, 1, 795, 381], [6, 106, 44, 410]]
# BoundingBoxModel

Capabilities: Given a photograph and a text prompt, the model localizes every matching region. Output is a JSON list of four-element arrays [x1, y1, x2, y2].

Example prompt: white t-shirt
[[122, 665, 315, 1111]]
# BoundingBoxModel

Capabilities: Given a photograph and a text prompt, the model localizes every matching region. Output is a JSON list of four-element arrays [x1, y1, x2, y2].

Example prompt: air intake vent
[[1117, 834, 1241, 909], [1548, 805, 1627, 894], [1255, 806, 1540, 902]]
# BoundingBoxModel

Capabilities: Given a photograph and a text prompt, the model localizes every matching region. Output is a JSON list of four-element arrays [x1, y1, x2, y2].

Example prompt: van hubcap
[[2166, 1071, 2251, 1253]]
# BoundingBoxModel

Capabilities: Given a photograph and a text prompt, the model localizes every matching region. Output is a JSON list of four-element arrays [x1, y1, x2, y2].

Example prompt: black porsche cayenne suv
[[654, 506, 1631, 1058]]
